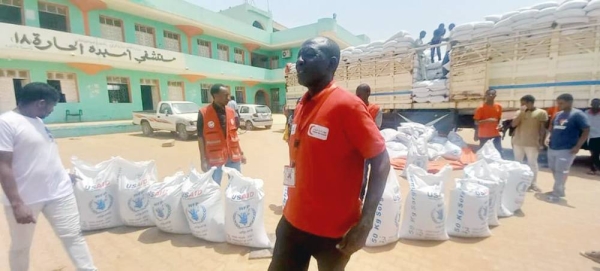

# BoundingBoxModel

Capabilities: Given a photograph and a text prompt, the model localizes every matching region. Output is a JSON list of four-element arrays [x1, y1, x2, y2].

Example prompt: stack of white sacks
[[370, 127, 535, 244], [411, 79, 450, 103], [341, 31, 415, 63], [450, 0, 600, 42], [72, 157, 271, 249], [381, 122, 464, 162]]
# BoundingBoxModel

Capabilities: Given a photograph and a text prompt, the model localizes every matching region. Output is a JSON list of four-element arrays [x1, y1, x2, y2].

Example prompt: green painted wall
[[0, 59, 287, 123]]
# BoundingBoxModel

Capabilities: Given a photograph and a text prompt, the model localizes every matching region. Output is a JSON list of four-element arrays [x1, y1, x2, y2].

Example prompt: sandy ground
[[1, 115, 600, 271]]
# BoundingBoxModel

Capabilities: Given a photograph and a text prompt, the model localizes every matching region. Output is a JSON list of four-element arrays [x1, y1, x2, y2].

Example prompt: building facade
[[0, 0, 368, 124]]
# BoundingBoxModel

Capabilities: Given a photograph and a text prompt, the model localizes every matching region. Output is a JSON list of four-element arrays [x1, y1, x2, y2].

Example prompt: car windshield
[[255, 106, 271, 114], [172, 103, 199, 114]]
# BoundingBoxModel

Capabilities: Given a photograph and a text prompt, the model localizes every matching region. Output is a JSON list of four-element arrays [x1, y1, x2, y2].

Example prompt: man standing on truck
[[511, 95, 549, 192], [0, 82, 97, 271], [197, 84, 247, 184], [585, 98, 600, 176], [269, 37, 390, 271], [474, 89, 503, 156], [430, 24, 446, 63], [546, 94, 590, 203]]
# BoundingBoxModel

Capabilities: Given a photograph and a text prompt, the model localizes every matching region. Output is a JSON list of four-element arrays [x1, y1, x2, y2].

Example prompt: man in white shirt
[[227, 95, 238, 111], [0, 82, 96, 271], [586, 98, 600, 176]]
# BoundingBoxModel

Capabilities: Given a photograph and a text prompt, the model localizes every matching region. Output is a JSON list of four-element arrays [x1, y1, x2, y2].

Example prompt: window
[[167, 81, 184, 101], [197, 39, 211, 58], [252, 21, 264, 30], [235, 86, 246, 103], [99, 16, 123, 42], [38, 2, 69, 32], [251, 53, 269, 69], [217, 44, 229, 61], [239, 106, 249, 114], [47, 72, 79, 103], [159, 103, 172, 114], [234, 48, 245, 64], [0, 0, 23, 25], [270, 56, 279, 69], [107, 76, 130, 103], [200, 83, 212, 103], [163, 31, 181, 52], [134, 24, 155, 48]]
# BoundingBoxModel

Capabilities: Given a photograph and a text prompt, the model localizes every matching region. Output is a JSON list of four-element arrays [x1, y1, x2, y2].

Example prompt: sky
[[188, 0, 558, 42]]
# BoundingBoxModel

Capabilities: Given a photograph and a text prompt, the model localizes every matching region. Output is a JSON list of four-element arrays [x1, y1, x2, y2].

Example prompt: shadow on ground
[[534, 192, 575, 208], [138, 227, 251, 256]]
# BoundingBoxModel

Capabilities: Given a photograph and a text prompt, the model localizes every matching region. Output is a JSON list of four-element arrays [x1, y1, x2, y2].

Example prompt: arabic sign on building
[[0, 23, 184, 71]]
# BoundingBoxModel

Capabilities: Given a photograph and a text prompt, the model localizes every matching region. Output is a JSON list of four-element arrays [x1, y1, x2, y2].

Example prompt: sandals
[[580, 251, 600, 264]]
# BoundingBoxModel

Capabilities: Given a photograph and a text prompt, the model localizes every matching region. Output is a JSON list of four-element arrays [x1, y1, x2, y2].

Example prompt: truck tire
[[176, 124, 189, 141], [266, 125, 272, 129], [141, 121, 154, 136]]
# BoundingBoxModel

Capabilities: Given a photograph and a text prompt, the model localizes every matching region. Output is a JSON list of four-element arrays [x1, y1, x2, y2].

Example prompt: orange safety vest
[[200, 106, 242, 166], [367, 103, 380, 121]]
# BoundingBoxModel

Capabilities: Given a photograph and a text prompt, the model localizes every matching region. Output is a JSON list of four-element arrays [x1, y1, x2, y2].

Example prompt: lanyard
[[289, 83, 337, 165]]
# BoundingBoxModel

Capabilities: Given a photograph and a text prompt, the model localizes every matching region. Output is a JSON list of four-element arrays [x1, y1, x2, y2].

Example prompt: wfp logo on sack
[[89, 193, 113, 214], [516, 181, 529, 193], [478, 204, 489, 221], [128, 193, 149, 212], [187, 205, 207, 224], [430, 206, 444, 224], [153, 202, 172, 221], [233, 206, 257, 229]]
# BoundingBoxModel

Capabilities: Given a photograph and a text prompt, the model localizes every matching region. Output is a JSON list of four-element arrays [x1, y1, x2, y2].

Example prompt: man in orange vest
[[356, 83, 382, 129], [197, 84, 246, 184]]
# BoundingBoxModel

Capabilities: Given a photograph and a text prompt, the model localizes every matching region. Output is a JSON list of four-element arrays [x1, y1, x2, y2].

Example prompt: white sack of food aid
[[399, 165, 449, 241], [223, 167, 271, 248], [442, 141, 463, 161], [488, 163, 512, 218], [72, 157, 122, 231], [147, 172, 191, 234], [380, 129, 400, 142], [401, 140, 429, 177], [447, 131, 467, 148], [464, 160, 503, 226], [366, 167, 402, 247], [446, 179, 491, 238], [113, 157, 157, 227], [492, 161, 534, 213], [476, 140, 503, 163], [181, 167, 226, 243]]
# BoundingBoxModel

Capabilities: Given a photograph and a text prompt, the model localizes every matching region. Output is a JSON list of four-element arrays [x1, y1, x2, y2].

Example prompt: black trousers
[[479, 136, 503, 158], [268, 217, 351, 271], [590, 137, 600, 172]]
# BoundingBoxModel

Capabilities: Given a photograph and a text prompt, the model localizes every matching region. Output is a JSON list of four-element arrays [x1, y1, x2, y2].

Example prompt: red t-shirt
[[284, 83, 386, 238]]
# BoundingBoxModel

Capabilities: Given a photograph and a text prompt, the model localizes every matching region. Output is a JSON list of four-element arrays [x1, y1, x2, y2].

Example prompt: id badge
[[283, 166, 296, 187]]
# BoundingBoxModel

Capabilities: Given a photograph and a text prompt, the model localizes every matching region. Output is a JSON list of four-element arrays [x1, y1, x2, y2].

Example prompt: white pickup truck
[[132, 101, 200, 140]]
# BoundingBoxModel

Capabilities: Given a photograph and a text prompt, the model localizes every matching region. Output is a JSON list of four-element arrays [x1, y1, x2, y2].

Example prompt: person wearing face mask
[[585, 98, 600, 176], [511, 95, 549, 192], [0, 82, 97, 271]]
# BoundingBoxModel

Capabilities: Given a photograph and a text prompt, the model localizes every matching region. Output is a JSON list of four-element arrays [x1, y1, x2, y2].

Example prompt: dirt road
[[1, 117, 599, 271]]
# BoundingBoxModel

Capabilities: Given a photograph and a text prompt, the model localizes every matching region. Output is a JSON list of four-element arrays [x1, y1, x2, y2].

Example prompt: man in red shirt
[[268, 37, 390, 271], [356, 84, 382, 129], [474, 89, 503, 155]]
